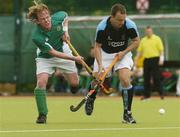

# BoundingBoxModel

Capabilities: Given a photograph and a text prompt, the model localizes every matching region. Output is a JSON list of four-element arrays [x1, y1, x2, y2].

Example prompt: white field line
[[0, 127, 180, 133]]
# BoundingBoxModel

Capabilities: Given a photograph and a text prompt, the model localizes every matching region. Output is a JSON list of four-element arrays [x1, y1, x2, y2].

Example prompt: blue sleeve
[[95, 17, 108, 43], [126, 18, 139, 39]]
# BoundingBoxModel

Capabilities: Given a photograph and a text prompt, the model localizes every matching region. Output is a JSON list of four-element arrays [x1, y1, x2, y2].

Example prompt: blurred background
[[0, 0, 179, 95]]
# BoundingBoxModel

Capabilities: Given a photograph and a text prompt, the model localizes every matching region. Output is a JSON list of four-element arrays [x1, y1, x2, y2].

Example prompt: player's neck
[[147, 34, 153, 38], [39, 25, 51, 32]]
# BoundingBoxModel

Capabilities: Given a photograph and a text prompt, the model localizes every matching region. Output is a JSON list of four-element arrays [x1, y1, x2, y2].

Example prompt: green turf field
[[0, 96, 180, 137]]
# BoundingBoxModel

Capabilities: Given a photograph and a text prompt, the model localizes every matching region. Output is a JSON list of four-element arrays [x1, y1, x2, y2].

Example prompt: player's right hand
[[98, 65, 105, 79], [115, 51, 125, 61]]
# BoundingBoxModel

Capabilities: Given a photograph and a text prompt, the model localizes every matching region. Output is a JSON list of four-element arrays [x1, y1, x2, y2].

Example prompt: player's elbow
[[95, 42, 102, 48], [48, 48, 58, 57]]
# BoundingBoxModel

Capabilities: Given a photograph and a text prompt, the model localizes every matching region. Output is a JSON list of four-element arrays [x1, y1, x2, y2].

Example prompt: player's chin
[[44, 24, 51, 30]]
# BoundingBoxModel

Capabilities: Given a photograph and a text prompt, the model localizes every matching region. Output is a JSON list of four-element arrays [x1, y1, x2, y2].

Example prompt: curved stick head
[[70, 105, 76, 112], [69, 99, 86, 112]]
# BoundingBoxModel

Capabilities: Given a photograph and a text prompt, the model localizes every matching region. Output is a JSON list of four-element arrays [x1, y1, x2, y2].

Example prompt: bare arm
[[94, 42, 102, 66], [125, 37, 140, 54], [48, 48, 82, 63], [116, 37, 140, 60], [94, 42, 104, 72]]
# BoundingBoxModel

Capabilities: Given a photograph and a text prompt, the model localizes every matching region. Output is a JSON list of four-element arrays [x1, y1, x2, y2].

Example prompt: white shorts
[[36, 42, 77, 75], [93, 49, 133, 75]]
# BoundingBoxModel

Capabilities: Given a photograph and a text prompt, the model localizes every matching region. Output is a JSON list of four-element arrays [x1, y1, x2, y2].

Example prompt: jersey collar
[[107, 16, 125, 31]]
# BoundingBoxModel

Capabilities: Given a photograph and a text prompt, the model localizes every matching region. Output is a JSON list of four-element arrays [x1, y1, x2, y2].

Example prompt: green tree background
[[0, 0, 180, 15]]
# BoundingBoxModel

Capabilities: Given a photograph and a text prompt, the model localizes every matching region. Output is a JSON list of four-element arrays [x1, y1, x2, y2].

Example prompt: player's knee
[[69, 79, 79, 94], [120, 77, 131, 88], [37, 79, 47, 89], [70, 80, 79, 87]]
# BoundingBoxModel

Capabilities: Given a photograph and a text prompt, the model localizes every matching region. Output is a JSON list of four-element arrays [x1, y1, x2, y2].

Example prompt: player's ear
[[110, 15, 115, 19], [32, 18, 39, 24]]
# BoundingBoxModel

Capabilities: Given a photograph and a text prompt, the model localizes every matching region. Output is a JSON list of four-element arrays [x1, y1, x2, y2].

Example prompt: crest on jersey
[[57, 25, 62, 31], [45, 37, 49, 42]]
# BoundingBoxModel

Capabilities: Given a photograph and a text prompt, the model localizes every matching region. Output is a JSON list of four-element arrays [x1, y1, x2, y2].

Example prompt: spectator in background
[[133, 53, 144, 78], [86, 46, 95, 68], [131, 52, 144, 95], [135, 26, 164, 100], [176, 70, 180, 97], [79, 46, 95, 93], [49, 69, 69, 92]]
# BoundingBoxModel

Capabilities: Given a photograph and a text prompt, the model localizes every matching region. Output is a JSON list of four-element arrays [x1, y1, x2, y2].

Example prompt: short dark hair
[[111, 3, 126, 16], [146, 25, 152, 29]]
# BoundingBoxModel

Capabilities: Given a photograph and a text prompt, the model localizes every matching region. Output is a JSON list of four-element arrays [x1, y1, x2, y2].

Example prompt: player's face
[[37, 9, 52, 31], [111, 12, 126, 29], [145, 28, 153, 37]]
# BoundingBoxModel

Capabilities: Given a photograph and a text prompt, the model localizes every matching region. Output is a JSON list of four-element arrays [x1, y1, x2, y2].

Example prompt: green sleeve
[[52, 11, 68, 22], [33, 38, 52, 53]]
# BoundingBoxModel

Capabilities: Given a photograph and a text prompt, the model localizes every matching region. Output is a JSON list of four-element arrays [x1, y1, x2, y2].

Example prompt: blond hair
[[27, 0, 49, 22]]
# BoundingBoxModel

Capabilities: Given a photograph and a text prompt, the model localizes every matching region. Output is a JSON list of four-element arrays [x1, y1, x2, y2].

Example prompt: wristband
[[63, 26, 68, 32]]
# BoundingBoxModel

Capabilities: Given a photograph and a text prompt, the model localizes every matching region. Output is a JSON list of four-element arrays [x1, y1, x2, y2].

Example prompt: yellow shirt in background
[[134, 55, 144, 68], [138, 34, 164, 58]]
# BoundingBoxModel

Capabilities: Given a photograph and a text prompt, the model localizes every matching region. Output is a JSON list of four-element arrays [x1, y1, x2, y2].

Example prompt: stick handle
[[65, 40, 112, 94], [65, 39, 80, 56], [65, 40, 93, 75], [99, 56, 119, 82]]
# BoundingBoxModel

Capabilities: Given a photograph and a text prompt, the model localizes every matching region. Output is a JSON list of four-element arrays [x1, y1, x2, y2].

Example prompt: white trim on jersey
[[36, 48, 41, 56], [62, 16, 69, 32], [45, 42, 53, 49]]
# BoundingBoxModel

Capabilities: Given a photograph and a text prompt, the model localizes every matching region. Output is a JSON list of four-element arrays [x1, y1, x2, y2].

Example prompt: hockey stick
[[69, 89, 96, 112], [70, 56, 119, 112], [65, 39, 110, 94]]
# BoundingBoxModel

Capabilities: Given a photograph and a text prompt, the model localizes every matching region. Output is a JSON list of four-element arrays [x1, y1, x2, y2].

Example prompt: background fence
[[0, 14, 180, 91]]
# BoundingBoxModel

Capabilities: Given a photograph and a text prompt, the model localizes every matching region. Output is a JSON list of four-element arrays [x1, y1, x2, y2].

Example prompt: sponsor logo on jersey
[[107, 35, 125, 47], [108, 41, 125, 47]]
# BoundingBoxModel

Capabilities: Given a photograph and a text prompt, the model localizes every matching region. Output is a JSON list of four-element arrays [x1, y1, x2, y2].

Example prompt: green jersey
[[32, 11, 68, 58]]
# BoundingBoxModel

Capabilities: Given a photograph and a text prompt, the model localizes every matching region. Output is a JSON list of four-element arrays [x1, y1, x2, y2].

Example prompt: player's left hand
[[98, 70, 106, 80], [115, 51, 125, 61], [62, 32, 70, 41]]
